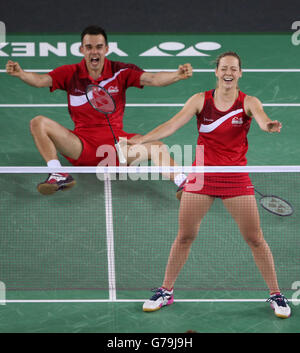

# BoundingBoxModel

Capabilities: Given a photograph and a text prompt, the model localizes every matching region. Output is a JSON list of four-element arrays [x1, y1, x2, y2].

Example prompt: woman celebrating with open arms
[[128, 52, 290, 319]]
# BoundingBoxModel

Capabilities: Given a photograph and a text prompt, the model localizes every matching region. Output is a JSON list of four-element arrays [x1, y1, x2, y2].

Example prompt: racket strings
[[89, 86, 115, 114], [260, 196, 293, 216]]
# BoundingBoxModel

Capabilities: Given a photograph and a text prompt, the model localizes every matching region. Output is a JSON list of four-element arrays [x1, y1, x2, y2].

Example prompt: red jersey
[[47, 58, 144, 166], [48, 58, 144, 131], [195, 89, 252, 166], [184, 89, 255, 198]]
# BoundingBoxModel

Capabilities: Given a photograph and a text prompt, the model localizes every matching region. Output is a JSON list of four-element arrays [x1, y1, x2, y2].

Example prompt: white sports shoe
[[143, 287, 174, 312], [267, 294, 291, 319], [37, 173, 76, 195]]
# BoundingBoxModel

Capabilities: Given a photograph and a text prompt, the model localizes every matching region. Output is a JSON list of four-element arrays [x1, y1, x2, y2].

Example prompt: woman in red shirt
[[129, 51, 290, 319]]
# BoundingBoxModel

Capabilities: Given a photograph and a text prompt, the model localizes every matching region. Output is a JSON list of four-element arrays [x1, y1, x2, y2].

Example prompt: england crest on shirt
[[108, 86, 119, 94], [231, 116, 243, 126]]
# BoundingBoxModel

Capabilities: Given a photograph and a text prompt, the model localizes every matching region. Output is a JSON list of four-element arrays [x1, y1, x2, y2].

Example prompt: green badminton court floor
[[0, 32, 299, 334]]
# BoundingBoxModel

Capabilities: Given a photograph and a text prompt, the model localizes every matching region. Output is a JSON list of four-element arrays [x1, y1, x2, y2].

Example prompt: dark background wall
[[0, 0, 298, 33]]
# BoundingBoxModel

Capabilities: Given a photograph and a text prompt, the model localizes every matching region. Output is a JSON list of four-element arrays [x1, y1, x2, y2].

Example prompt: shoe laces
[[47, 173, 68, 181], [149, 287, 171, 301], [266, 294, 289, 307]]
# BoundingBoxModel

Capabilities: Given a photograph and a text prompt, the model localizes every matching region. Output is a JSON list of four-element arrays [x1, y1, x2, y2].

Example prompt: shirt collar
[[78, 58, 112, 82]]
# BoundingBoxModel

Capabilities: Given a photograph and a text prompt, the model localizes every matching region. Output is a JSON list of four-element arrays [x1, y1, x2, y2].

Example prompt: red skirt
[[183, 172, 255, 199]]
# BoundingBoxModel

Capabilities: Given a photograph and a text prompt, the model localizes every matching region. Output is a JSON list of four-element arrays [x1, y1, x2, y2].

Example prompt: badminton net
[[0, 165, 299, 293]]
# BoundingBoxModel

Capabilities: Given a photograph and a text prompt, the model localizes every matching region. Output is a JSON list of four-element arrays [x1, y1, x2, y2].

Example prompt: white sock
[[47, 159, 62, 168], [174, 173, 187, 187]]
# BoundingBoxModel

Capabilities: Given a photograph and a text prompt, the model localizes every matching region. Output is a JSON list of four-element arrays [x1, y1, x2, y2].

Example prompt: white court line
[[1, 299, 299, 303], [0, 104, 69, 107], [1, 103, 300, 108], [148, 69, 300, 73], [1, 69, 300, 73], [1, 166, 300, 173]]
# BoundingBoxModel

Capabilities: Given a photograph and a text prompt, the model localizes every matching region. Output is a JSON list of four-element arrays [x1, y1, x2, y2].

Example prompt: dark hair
[[81, 25, 108, 45], [216, 51, 241, 69]]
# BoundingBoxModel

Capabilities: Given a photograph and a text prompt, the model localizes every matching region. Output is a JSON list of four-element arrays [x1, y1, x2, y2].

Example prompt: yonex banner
[[0, 33, 298, 70], [0, 40, 222, 58]]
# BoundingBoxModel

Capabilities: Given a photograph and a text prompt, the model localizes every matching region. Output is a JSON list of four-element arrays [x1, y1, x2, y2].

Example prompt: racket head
[[259, 195, 294, 216], [86, 84, 116, 114]]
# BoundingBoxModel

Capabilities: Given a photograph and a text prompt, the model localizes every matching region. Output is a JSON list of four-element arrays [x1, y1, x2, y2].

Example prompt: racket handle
[[115, 142, 127, 164]]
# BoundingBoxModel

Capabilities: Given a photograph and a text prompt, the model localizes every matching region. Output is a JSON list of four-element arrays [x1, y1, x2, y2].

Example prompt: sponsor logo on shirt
[[231, 116, 243, 125], [203, 117, 214, 122]]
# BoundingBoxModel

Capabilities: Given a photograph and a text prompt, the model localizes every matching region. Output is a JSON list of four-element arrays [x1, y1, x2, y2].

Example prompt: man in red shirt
[[6, 25, 192, 195]]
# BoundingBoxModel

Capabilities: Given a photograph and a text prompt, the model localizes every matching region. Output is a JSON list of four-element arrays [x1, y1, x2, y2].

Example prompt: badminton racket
[[86, 84, 126, 164], [255, 188, 294, 216]]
